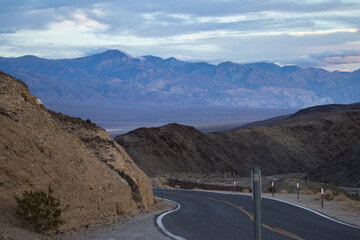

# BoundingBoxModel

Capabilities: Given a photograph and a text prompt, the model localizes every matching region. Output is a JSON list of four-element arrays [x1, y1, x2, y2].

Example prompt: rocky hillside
[[116, 103, 360, 187], [306, 147, 360, 188], [0, 72, 153, 231], [116, 124, 237, 178]]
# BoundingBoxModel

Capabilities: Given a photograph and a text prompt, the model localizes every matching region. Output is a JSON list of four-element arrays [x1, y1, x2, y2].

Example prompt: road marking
[[156, 198, 186, 240], [178, 188, 360, 230], [262, 196, 360, 230], [163, 191, 305, 239], [203, 196, 305, 240]]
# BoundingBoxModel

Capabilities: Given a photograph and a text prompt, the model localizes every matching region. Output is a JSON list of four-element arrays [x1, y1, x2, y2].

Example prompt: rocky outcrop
[[0, 72, 153, 231]]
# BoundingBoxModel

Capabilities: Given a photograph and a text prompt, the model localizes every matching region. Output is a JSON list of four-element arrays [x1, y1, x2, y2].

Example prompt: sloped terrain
[[0, 72, 153, 231], [116, 124, 237, 178], [116, 103, 360, 187], [306, 147, 360, 188]]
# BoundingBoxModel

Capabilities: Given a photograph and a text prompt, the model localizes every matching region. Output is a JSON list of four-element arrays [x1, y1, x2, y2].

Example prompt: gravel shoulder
[[0, 199, 175, 240], [53, 199, 175, 240]]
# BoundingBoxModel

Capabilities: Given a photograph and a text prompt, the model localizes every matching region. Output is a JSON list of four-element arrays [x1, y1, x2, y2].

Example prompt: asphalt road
[[154, 188, 360, 240]]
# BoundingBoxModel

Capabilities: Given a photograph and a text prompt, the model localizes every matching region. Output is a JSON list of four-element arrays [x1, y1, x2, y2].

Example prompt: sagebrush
[[15, 187, 68, 233]]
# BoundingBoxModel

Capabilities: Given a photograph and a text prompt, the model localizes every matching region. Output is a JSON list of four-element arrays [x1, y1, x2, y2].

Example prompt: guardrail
[[339, 187, 360, 193]]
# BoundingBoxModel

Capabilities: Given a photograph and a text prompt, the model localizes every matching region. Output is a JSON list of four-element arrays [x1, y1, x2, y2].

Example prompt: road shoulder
[[53, 199, 176, 240]]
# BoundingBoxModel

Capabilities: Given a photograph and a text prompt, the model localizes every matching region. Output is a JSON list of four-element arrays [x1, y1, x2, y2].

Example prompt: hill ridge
[[115, 102, 360, 187]]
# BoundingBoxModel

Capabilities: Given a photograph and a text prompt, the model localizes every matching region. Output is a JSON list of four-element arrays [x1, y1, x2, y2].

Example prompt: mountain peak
[[218, 61, 237, 67], [101, 49, 130, 58]]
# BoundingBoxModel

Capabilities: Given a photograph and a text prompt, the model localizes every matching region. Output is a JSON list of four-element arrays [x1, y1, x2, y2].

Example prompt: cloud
[[310, 50, 360, 64], [0, 0, 360, 71]]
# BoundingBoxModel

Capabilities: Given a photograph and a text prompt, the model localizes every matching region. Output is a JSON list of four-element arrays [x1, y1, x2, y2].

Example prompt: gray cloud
[[0, 0, 359, 71], [310, 50, 360, 64]]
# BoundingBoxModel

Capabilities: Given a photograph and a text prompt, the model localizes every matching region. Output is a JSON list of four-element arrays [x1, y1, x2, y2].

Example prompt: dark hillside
[[116, 103, 360, 187], [115, 123, 237, 178]]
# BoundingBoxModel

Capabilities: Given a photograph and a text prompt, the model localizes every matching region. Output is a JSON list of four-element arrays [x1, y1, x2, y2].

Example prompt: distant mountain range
[[1, 50, 359, 108]]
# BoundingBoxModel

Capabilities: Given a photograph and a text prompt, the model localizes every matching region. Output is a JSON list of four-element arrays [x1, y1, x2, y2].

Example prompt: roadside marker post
[[197, 179, 200, 189], [161, 184, 164, 201], [297, 183, 300, 201], [233, 181, 236, 192], [252, 167, 262, 240], [321, 188, 324, 208], [271, 181, 274, 197]]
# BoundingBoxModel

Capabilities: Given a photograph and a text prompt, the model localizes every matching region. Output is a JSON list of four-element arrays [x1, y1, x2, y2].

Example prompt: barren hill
[[116, 124, 237, 178], [116, 103, 360, 187], [0, 72, 153, 231]]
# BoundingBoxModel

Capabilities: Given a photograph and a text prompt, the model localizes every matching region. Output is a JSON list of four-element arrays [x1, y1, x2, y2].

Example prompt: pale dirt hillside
[[0, 72, 153, 232]]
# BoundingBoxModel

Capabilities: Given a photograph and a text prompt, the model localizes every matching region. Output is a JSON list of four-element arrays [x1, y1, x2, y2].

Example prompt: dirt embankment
[[0, 72, 153, 234]]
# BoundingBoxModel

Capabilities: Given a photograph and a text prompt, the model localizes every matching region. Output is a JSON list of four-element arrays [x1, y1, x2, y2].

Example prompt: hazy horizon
[[45, 102, 296, 136]]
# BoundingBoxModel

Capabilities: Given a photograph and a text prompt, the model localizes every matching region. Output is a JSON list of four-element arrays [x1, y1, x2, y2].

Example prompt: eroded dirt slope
[[0, 72, 153, 231]]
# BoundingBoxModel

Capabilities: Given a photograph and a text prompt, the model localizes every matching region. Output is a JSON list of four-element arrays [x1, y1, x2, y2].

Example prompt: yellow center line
[[275, 228, 305, 239], [205, 196, 305, 240], [166, 192, 305, 240]]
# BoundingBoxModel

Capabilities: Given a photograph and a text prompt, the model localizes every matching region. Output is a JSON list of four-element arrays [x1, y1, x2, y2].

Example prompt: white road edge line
[[262, 196, 360, 230], [157, 198, 186, 240], [168, 188, 360, 230]]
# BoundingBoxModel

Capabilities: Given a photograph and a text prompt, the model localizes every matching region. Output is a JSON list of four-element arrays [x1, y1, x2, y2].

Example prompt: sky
[[0, 0, 360, 71]]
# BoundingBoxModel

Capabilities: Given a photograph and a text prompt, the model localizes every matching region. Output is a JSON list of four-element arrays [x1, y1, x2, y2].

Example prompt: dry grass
[[315, 190, 337, 201], [300, 189, 314, 195], [153, 197, 163, 205], [349, 199, 360, 213], [242, 188, 250, 193], [279, 189, 288, 194], [174, 185, 181, 189], [334, 193, 348, 201]]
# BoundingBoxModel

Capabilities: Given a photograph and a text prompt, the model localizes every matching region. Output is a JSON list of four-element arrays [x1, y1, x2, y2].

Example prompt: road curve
[[154, 188, 360, 240]]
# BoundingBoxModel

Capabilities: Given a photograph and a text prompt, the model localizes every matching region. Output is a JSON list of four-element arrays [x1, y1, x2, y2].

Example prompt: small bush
[[279, 189, 288, 194], [15, 187, 68, 233], [315, 190, 335, 201], [242, 188, 250, 193], [323, 190, 334, 201]]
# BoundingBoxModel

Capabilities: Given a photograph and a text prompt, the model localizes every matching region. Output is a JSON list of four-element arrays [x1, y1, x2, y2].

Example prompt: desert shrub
[[242, 188, 250, 193], [315, 190, 335, 201], [15, 187, 68, 233], [323, 190, 335, 201], [279, 189, 288, 194], [334, 193, 348, 201]]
